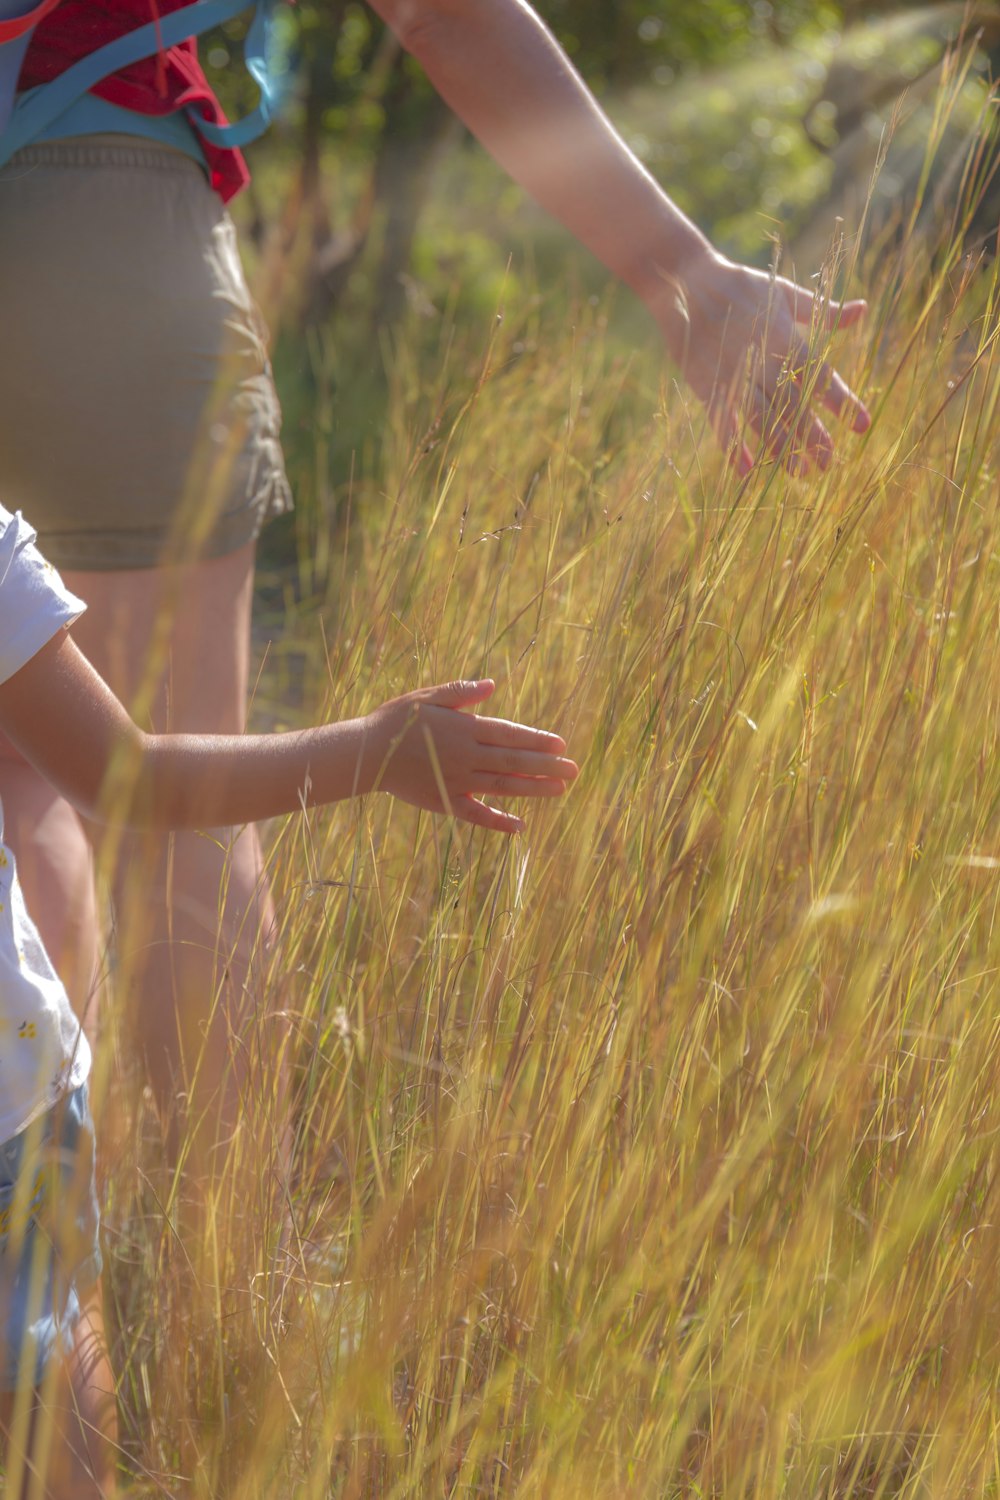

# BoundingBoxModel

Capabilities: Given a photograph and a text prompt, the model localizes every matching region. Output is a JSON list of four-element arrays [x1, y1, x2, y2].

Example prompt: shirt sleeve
[[0, 505, 86, 687]]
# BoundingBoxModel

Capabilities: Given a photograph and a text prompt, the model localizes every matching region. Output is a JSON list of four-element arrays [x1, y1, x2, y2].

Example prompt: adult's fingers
[[803, 412, 834, 469], [750, 353, 858, 471], [706, 394, 754, 478], [783, 284, 871, 433], [784, 278, 868, 333], [731, 438, 754, 478], [820, 295, 868, 331], [778, 347, 869, 450], [808, 358, 872, 433], [745, 386, 811, 475], [784, 402, 834, 471]]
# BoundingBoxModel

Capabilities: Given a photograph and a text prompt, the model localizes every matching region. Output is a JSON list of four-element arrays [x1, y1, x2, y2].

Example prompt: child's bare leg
[[0, 1291, 116, 1500], [48, 1289, 117, 1499], [43, 1289, 117, 1500], [62, 547, 289, 1397]]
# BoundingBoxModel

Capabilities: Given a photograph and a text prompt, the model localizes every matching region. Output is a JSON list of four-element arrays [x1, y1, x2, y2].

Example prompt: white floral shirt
[[0, 505, 90, 1142]]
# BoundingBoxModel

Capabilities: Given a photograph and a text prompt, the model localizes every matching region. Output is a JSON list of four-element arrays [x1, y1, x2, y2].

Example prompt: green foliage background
[[198, 1, 1000, 572]]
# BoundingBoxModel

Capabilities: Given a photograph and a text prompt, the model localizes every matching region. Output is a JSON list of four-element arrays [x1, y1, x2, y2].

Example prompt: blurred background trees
[[200, 1, 999, 560], [202, 0, 999, 331]]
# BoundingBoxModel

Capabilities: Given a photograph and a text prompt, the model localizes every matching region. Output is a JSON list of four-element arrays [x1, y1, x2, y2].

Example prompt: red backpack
[[0, 0, 284, 164], [0, 0, 61, 134]]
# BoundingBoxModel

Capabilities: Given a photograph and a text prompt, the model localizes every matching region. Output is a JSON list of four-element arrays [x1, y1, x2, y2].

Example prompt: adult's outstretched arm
[[367, 0, 871, 474]]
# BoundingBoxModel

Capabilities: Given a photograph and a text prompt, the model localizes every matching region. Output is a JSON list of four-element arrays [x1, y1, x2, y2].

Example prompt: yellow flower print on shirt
[[18, 1021, 36, 1039]]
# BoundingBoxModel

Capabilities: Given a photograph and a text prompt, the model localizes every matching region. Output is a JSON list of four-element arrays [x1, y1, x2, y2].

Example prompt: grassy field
[[79, 84, 1000, 1500]]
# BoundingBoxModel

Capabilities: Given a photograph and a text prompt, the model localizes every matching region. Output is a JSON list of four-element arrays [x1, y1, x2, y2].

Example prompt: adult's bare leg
[[62, 541, 280, 1148], [62, 543, 288, 1287]]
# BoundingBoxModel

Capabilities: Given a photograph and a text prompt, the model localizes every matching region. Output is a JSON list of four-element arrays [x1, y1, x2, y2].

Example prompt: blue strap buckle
[[0, 0, 289, 167]]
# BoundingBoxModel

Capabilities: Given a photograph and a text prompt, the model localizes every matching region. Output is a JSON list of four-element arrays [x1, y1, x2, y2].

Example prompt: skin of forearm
[[130, 719, 374, 830], [0, 636, 573, 838], [369, 0, 716, 305], [0, 633, 379, 830]]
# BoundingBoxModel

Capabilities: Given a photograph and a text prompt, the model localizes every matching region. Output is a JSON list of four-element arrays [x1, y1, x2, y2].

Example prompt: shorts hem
[[37, 493, 293, 572]]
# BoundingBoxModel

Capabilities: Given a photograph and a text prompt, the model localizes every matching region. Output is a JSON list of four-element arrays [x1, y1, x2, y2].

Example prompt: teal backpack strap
[[32, 92, 210, 162], [0, 0, 63, 134], [0, 0, 286, 167], [194, 0, 282, 147]]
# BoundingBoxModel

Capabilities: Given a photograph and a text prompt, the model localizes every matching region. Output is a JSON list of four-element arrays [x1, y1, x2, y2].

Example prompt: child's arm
[[0, 631, 577, 835]]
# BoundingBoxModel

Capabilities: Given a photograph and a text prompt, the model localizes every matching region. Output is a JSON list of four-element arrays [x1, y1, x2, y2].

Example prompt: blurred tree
[[204, 0, 999, 330], [536, 0, 840, 84], [240, 2, 455, 328], [218, 0, 851, 329], [800, 3, 1000, 257]]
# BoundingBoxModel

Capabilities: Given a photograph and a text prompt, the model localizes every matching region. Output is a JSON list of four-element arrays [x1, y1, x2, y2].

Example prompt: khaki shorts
[[0, 135, 292, 570]]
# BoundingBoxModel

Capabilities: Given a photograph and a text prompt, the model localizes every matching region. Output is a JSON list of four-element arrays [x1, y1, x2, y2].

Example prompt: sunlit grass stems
[[83, 97, 1000, 1500]]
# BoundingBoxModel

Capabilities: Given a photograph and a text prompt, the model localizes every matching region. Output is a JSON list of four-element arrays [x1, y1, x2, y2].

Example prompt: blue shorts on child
[[0, 1083, 102, 1391]]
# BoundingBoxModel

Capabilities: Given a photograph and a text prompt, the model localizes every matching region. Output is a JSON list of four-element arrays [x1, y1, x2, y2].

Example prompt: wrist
[[300, 715, 379, 805], [353, 707, 396, 798], [641, 238, 727, 317], [642, 245, 743, 372], [629, 214, 719, 310]]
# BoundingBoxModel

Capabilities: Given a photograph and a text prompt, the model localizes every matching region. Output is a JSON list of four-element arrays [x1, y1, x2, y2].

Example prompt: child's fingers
[[465, 773, 569, 799], [418, 679, 496, 709], [472, 717, 568, 754], [473, 747, 578, 781], [454, 795, 524, 834]]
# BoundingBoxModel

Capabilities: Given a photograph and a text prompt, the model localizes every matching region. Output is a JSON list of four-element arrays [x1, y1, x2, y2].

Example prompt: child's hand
[[363, 679, 578, 833]]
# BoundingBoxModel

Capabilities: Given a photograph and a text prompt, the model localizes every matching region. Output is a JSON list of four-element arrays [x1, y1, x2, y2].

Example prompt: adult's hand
[[649, 251, 871, 476], [370, 0, 872, 476]]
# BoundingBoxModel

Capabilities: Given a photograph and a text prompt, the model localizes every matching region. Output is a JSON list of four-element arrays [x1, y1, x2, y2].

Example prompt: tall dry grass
[[87, 68, 1000, 1499]]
